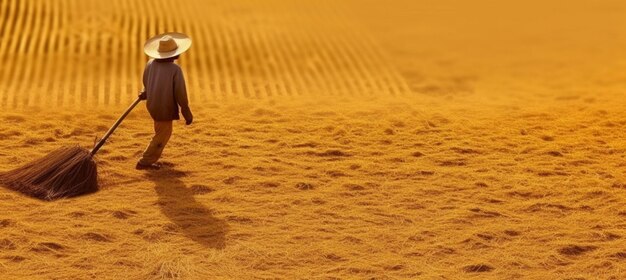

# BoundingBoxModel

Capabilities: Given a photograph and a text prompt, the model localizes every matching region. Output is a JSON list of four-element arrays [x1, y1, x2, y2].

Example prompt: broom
[[0, 97, 142, 200]]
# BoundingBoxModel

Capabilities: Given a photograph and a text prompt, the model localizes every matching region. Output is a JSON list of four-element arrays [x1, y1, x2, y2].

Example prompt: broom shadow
[[146, 167, 228, 249]]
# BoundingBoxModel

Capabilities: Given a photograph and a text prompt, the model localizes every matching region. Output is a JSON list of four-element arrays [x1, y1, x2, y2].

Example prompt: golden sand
[[0, 0, 625, 279]]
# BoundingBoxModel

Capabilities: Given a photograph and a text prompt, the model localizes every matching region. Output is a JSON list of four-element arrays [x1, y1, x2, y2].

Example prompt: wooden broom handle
[[90, 97, 142, 156]]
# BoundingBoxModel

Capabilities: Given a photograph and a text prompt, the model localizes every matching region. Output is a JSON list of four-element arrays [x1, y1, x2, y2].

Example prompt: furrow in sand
[[46, 0, 61, 54], [359, 31, 412, 96], [15, 0, 35, 55], [290, 12, 340, 96], [268, 5, 298, 95], [93, 0, 106, 107], [296, 7, 347, 96], [122, 0, 138, 105], [0, 0, 12, 100], [225, 21, 248, 98], [274, 23, 309, 97], [317, 25, 366, 95], [0, 0, 10, 41], [142, 0, 156, 48], [158, 0, 175, 37], [57, 0, 68, 107], [154, 0, 165, 36], [238, 1, 273, 99], [286, 6, 321, 97], [23, 0, 45, 108], [180, 1, 213, 102], [297, 2, 349, 96], [27, 0, 45, 55], [320, 2, 382, 96], [362, 34, 410, 96], [103, 1, 119, 105], [328, 17, 382, 96], [258, 3, 304, 97], [249, 4, 287, 98], [146, 0, 164, 67], [0, 0, 18, 57], [108, 0, 125, 106], [237, 0, 273, 99], [14, 0, 35, 108], [338, 28, 387, 96], [130, 0, 147, 105], [115, 0, 128, 105], [257, 4, 298, 97], [172, 0, 201, 103], [30, 0, 51, 107], [201, 4, 226, 99], [248, 15, 279, 99], [347, 26, 400, 94], [187, 2, 220, 100], [83, 1, 96, 108], [35, 0, 52, 56], [0, 0, 11, 95], [60, 0, 75, 107], [138, 0, 151, 96], [331, 3, 411, 96], [93, 1, 108, 107], [219, 6, 243, 99], [73, 0, 89, 108], [227, 12, 253, 98], [5, 0, 29, 107], [211, 5, 234, 98], [176, 0, 200, 100], [320, 3, 390, 95], [312, 2, 369, 97], [48, 0, 62, 107]]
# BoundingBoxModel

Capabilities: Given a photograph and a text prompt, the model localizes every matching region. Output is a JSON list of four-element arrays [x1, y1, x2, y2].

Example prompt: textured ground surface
[[0, 0, 625, 279]]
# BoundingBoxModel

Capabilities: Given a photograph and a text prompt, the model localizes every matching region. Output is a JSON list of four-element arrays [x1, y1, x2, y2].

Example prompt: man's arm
[[174, 68, 193, 125]]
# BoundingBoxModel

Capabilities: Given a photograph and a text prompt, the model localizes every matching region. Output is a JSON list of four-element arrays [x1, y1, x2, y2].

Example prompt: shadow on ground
[[146, 165, 227, 249]]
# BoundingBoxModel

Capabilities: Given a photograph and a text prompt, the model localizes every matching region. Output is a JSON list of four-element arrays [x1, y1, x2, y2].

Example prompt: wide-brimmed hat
[[144, 32, 191, 59]]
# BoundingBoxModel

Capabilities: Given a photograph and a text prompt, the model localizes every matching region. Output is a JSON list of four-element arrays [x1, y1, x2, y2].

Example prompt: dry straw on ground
[[0, 0, 625, 279]]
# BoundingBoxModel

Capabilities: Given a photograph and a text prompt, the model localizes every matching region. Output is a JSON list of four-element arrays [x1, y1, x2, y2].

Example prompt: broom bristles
[[0, 145, 98, 200]]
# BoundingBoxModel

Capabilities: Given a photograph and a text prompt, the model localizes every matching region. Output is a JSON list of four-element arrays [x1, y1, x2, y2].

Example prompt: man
[[136, 32, 193, 170]]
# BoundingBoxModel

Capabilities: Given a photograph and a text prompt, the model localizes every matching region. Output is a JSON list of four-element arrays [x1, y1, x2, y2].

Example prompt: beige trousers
[[138, 121, 173, 165]]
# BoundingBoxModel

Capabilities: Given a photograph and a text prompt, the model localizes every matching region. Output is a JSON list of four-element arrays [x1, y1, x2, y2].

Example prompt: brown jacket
[[142, 59, 193, 122]]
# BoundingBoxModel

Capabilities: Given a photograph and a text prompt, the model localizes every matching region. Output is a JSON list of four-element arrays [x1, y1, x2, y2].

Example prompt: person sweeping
[[136, 32, 194, 170], [0, 32, 194, 200]]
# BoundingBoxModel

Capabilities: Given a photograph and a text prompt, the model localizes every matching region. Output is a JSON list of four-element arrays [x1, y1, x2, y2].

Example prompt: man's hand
[[185, 117, 193, 125], [138, 91, 147, 100]]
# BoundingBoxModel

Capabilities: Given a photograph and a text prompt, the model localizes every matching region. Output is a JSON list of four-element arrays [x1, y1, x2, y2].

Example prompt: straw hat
[[144, 32, 192, 59]]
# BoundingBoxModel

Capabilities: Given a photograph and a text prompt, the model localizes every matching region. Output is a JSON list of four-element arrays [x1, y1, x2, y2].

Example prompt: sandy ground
[[1, 0, 626, 279]]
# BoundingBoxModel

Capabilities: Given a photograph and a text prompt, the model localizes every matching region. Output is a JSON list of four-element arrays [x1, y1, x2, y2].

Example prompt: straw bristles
[[0, 145, 98, 200]]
